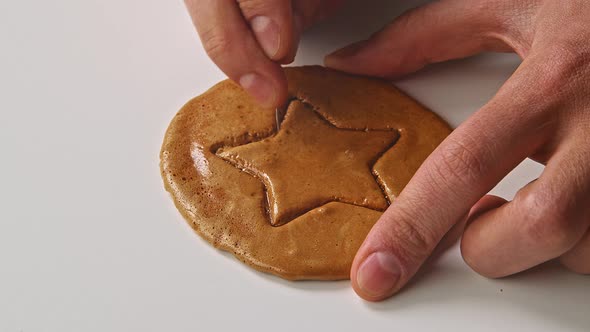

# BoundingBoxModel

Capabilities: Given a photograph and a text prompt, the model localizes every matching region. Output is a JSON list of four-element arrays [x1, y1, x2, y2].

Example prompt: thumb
[[348, 58, 549, 301], [325, 0, 511, 78]]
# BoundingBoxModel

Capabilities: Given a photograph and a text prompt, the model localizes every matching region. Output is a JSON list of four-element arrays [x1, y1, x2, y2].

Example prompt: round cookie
[[160, 66, 451, 280]]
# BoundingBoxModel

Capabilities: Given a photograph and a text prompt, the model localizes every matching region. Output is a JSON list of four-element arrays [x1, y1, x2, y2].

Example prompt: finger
[[284, 0, 345, 62], [435, 214, 467, 254], [185, 0, 287, 107], [468, 195, 509, 225], [435, 195, 509, 255], [237, 0, 296, 62], [240, 0, 345, 65], [325, 0, 512, 78], [350, 63, 551, 301], [293, 0, 345, 29], [461, 143, 590, 278], [561, 230, 590, 275]]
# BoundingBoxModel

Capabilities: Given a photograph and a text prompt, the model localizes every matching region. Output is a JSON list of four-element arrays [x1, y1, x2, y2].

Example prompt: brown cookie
[[160, 66, 451, 280]]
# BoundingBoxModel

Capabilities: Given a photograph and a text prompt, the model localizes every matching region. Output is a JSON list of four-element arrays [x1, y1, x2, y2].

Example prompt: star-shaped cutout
[[217, 101, 399, 226]]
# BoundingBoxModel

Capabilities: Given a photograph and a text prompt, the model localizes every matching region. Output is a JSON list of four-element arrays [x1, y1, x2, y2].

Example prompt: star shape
[[217, 101, 399, 226]]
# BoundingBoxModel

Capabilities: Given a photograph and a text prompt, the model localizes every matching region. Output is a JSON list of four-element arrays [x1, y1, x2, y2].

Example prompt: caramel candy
[[160, 66, 451, 280]]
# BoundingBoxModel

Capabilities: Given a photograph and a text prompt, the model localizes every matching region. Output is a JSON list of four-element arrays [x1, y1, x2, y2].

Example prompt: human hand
[[325, 0, 590, 301], [184, 0, 344, 107]]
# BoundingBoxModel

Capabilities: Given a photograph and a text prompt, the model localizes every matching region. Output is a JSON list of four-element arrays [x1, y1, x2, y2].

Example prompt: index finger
[[351, 63, 551, 301], [185, 0, 288, 107]]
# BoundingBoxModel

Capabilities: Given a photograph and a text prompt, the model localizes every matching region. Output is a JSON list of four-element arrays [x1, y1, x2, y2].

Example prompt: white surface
[[0, 1, 587, 331]]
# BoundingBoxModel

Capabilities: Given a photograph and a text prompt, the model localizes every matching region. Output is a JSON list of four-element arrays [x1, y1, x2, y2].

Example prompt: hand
[[184, 0, 343, 107], [325, 0, 590, 301]]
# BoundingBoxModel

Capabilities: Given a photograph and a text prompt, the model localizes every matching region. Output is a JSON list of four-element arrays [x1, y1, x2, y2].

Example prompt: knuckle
[[237, 0, 275, 17], [517, 190, 579, 252], [385, 208, 439, 264], [534, 44, 590, 98], [427, 135, 487, 194], [200, 26, 232, 61]]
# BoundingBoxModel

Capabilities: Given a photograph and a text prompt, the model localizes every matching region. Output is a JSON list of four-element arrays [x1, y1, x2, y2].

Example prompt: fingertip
[[467, 195, 508, 224], [460, 195, 509, 278], [324, 41, 368, 73], [326, 41, 367, 60], [238, 73, 275, 108], [240, 0, 299, 62], [276, 13, 302, 64], [238, 69, 287, 108], [351, 251, 401, 302], [561, 256, 590, 275], [349, 198, 448, 301], [560, 231, 590, 275], [272, 67, 289, 107], [250, 16, 281, 59]]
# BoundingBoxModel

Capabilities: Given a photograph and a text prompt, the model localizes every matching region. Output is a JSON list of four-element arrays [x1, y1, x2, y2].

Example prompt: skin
[[185, 0, 590, 301]]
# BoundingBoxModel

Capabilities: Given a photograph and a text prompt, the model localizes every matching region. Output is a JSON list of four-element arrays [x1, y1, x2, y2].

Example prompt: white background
[[1, 1, 587, 331]]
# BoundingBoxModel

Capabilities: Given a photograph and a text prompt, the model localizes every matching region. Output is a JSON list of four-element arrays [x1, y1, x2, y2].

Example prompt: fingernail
[[251, 16, 280, 59], [239, 73, 276, 108], [325, 41, 368, 70], [356, 252, 401, 298], [326, 40, 367, 60]]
